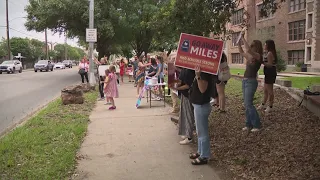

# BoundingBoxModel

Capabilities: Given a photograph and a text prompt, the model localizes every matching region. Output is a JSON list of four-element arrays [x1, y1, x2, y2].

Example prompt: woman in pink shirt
[[79, 57, 89, 83]]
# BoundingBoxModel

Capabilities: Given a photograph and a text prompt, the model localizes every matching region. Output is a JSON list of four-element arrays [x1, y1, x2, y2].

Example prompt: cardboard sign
[[175, 33, 224, 75], [98, 65, 110, 76]]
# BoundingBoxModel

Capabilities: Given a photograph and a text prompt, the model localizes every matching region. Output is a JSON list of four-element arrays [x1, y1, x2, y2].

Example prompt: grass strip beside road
[[284, 76, 320, 90], [0, 90, 98, 179]]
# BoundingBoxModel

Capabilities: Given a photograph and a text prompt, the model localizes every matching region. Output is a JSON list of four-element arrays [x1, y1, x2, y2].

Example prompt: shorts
[[158, 77, 165, 88], [217, 80, 227, 85], [264, 66, 277, 84]]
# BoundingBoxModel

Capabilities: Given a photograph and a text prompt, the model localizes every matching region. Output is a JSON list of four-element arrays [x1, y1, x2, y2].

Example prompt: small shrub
[[276, 51, 287, 72], [295, 62, 303, 72]]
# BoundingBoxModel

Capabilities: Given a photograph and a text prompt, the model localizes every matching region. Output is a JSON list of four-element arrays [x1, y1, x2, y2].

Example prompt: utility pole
[[88, 0, 96, 85], [6, 0, 11, 60], [45, 29, 48, 59]]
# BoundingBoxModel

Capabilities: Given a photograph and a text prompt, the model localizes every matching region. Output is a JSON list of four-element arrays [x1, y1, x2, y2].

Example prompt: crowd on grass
[[77, 31, 278, 165]]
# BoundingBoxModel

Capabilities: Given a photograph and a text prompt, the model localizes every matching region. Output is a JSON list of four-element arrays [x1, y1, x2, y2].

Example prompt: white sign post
[[86, 28, 97, 43]]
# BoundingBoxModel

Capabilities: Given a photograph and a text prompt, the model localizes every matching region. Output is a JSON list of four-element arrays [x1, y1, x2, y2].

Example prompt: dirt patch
[[209, 87, 320, 180]]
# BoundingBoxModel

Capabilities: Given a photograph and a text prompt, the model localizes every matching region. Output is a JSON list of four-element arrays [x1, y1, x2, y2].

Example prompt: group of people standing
[[168, 32, 278, 165]]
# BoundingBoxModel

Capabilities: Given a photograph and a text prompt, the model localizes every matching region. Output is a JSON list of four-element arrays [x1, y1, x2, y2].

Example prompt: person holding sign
[[189, 66, 213, 165], [238, 31, 263, 132]]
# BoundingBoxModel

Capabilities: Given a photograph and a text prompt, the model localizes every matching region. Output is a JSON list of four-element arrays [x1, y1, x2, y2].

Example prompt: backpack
[[218, 61, 231, 81]]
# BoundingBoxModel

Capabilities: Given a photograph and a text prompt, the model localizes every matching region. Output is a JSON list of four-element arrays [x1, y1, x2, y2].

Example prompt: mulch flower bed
[[209, 83, 320, 180]]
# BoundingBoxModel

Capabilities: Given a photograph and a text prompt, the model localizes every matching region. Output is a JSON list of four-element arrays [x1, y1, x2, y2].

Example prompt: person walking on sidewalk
[[189, 66, 213, 165], [79, 57, 89, 83], [119, 59, 126, 84], [104, 65, 119, 110], [170, 68, 195, 145], [238, 31, 263, 132]]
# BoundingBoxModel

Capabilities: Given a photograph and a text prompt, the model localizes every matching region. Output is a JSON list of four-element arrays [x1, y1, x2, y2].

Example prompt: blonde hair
[[109, 65, 116, 72]]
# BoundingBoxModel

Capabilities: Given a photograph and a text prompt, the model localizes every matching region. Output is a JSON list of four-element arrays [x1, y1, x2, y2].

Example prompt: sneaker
[[210, 98, 215, 105], [181, 136, 186, 139], [265, 106, 272, 113], [109, 106, 116, 110], [179, 138, 192, 145], [98, 97, 105, 101], [257, 103, 266, 110], [242, 127, 249, 131], [104, 102, 112, 105], [251, 128, 260, 132]]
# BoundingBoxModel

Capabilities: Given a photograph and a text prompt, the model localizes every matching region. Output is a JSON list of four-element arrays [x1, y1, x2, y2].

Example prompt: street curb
[[0, 94, 60, 139]]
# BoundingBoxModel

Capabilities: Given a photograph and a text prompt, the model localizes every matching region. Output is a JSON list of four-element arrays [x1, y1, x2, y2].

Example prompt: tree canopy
[[24, 0, 283, 58]]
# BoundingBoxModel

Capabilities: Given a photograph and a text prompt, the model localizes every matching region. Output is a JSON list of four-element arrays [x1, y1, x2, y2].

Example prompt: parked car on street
[[0, 60, 23, 74], [34, 60, 54, 72], [62, 60, 73, 68], [54, 62, 66, 69]]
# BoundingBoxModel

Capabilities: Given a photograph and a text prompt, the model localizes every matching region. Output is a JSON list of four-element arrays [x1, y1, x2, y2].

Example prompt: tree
[[10, 38, 32, 61], [0, 38, 7, 58], [25, 0, 127, 60], [29, 39, 45, 60], [53, 44, 66, 60]]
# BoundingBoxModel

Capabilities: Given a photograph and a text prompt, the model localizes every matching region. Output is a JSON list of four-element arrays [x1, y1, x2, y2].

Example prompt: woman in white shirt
[[78, 57, 89, 83]]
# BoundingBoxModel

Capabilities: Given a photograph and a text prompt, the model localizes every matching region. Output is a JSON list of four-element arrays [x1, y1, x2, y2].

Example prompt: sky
[[0, 0, 79, 48]]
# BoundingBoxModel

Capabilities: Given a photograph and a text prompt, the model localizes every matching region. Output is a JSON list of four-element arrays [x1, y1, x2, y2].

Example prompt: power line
[[9, 27, 45, 41], [8, 0, 24, 9]]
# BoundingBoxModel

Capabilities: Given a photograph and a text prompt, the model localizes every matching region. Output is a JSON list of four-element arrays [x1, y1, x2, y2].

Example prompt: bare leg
[[263, 85, 269, 105], [137, 82, 141, 96], [268, 84, 274, 107], [217, 83, 226, 111], [110, 97, 115, 107]]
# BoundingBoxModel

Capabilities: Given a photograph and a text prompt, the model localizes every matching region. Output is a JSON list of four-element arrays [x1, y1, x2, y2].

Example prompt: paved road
[[0, 68, 81, 135]]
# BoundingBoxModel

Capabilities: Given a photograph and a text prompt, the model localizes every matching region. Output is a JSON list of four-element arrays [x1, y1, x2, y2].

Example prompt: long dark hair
[[265, 40, 278, 64], [221, 52, 227, 63], [157, 56, 164, 72], [150, 58, 157, 66]]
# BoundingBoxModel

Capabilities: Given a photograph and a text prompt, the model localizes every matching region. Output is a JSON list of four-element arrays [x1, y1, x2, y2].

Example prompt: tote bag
[[218, 62, 231, 82]]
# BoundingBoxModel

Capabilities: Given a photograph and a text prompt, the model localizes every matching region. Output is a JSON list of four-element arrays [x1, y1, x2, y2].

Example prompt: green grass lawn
[[285, 77, 320, 90], [0, 90, 98, 179], [230, 68, 263, 76]]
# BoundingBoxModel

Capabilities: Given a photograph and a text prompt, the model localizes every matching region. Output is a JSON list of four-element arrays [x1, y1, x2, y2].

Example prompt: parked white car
[[0, 60, 23, 74], [54, 62, 66, 69]]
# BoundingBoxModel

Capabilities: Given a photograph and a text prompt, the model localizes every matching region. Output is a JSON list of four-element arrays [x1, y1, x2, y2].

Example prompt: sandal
[[191, 157, 208, 165], [189, 153, 200, 159]]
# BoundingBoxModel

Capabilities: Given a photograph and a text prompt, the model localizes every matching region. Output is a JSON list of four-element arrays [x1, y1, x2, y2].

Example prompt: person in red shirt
[[119, 58, 126, 83]]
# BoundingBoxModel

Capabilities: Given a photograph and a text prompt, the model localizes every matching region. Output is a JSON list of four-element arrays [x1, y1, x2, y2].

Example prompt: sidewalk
[[73, 81, 222, 180]]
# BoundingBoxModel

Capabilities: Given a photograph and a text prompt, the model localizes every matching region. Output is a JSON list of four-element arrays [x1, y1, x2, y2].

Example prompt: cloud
[[0, 0, 79, 47]]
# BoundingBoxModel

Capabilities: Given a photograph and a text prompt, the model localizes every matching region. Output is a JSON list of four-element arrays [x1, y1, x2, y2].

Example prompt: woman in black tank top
[[258, 40, 277, 113], [238, 31, 263, 132]]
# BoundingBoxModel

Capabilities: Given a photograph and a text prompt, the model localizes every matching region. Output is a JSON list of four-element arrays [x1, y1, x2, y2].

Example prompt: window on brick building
[[306, 47, 312, 61], [257, 4, 274, 20], [231, 9, 244, 25], [287, 50, 304, 65], [288, 20, 305, 41], [289, 0, 306, 12], [231, 53, 244, 64], [232, 32, 243, 46]]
